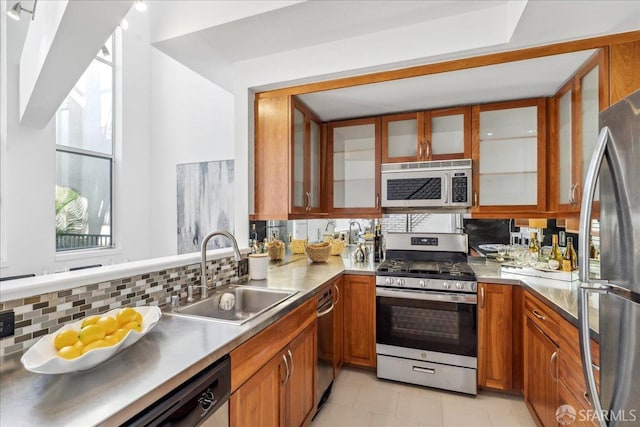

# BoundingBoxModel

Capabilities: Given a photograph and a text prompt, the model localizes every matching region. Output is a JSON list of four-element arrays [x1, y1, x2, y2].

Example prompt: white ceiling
[[297, 50, 596, 121], [151, 0, 640, 94]]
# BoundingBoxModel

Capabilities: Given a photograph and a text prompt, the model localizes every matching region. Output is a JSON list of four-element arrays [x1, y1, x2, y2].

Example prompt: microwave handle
[[443, 173, 449, 204]]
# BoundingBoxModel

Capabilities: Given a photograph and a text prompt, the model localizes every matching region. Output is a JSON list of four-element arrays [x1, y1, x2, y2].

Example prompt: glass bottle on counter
[[549, 234, 563, 265], [562, 237, 578, 271], [529, 231, 541, 257]]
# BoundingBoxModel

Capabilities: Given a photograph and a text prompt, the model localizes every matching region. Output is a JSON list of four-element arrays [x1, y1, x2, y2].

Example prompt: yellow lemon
[[116, 307, 138, 326], [96, 316, 118, 335], [80, 315, 101, 328], [78, 324, 106, 345], [57, 345, 83, 360], [133, 311, 143, 324], [53, 329, 79, 350], [73, 341, 84, 351], [121, 321, 142, 333], [105, 328, 127, 345], [81, 339, 110, 354]]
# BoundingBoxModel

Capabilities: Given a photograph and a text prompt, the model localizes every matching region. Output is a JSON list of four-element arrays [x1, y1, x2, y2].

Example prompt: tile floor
[[311, 367, 537, 427]]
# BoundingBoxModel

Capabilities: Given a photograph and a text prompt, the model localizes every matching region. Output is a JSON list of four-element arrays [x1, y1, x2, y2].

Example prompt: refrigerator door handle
[[578, 126, 612, 427]]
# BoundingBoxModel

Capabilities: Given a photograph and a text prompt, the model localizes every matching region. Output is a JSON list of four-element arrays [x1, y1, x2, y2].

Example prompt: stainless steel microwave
[[381, 159, 472, 208]]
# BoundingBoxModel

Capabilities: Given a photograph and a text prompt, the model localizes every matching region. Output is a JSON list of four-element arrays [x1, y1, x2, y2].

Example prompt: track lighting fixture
[[7, 0, 38, 21]]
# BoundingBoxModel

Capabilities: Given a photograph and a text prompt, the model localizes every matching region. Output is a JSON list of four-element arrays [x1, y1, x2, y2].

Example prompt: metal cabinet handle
[[569, 183, 577, 205], [318, 301, 335, 317], [334, 282, 340, 305], [282, 354, 290, 384], [549, 351, 558, 382], [287, 349, 294, 379], [480, 286, 485, 309], [305, 191, 311, 212], [376, 193, 380, 209], [473, 191, 478, 207], [532, 309, 546, 321], [418, 142, 423, 159], [574, 183, 581, 206], [425, 141, 431, 159], [413, 366, 435, 374], [584, 391, 592, 405]]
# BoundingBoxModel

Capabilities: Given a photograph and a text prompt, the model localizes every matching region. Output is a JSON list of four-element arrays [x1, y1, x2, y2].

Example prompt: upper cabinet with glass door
[[552, 50, 607, 214], [328, 118, 381, 217], [291, 99, 324, 216], [472, 98, 547, 215], [381, 107, 470, 164]]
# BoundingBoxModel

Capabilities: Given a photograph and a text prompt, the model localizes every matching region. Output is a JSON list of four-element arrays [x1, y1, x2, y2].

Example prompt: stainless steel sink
[[169, 285, 298, 325]]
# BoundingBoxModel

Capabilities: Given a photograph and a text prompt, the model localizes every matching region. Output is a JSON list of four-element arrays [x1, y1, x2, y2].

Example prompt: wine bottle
[[529, 232, 541, 257], [562, 237, 578, 271], [549, 234, 563, 266]]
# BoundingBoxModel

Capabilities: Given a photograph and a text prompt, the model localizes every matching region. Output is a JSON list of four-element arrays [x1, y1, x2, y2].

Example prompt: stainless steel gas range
[[375, 232, 478, 395]]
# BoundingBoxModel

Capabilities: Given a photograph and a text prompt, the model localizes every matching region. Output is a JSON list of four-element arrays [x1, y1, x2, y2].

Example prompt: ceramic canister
[[248, 253, 269, 280]]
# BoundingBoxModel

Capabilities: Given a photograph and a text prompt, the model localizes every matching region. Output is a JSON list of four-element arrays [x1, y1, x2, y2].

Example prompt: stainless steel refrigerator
[[579, 88, 640, 427]]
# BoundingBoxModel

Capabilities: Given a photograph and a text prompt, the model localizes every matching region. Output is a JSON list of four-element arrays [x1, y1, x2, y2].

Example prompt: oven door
[[376, 287, 477, 358], [381, 169, 446, 208]]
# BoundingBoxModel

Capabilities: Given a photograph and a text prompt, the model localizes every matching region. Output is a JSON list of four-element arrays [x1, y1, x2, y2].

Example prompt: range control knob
[[385, 278, 394, 286], [443, 281, 451, 289], [398, 279, 405, 287], [455, 282, 463, 290], [419, 279, 427, 288]]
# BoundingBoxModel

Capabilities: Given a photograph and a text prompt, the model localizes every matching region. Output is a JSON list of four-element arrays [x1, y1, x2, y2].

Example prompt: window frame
[[55, 35, 116, 253]]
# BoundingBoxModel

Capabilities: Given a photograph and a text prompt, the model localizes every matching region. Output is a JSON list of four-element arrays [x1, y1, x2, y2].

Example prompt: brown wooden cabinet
[[381, 107, 471, 164], [230, 299, 317, 427], [609, 40, 640, 105], [333, 277, 344, 375], [343, 274, 376, 368], [477, 283, 513, 391], [327, 118, 382, 217], [471, 98, 547, 217], [524, 315, 559, 427], [254, 95, 326, 220]]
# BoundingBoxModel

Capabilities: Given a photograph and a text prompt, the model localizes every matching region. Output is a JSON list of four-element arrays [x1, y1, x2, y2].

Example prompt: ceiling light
[[134, 0, 147, 12], [101, 45, 110, 57], [120, 18, 129, 30], [7, 0, 38, 21]]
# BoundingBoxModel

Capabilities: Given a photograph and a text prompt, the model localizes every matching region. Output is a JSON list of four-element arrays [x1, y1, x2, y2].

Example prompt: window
[[55, 36, 114, 252]]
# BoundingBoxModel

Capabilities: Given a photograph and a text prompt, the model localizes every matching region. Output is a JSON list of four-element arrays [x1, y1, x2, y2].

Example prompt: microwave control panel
[[451, 175, 468, 203]]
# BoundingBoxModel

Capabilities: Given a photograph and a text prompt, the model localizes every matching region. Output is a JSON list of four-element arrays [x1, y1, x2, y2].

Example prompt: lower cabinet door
[[230, 354, 283, 427], [524, 317, 559, 427], [343, 275, 376, 368], [478, 283, 513, 390], [285, 323, 317, 427]]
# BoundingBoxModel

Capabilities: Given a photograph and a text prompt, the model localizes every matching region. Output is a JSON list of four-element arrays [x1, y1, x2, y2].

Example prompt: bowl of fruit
[[21, 305, 161, 374]]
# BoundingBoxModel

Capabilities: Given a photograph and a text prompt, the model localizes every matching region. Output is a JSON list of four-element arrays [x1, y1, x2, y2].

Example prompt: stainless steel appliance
[[579, 89, 640, 427], [124, 355, 230, 426], [375, 232, 478, 395], [316, 283, 335, 413], [381, 159, 472, 209]]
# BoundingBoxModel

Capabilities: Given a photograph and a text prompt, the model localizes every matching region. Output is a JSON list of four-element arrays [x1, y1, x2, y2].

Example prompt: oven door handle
[[376, 288, 477, 304]]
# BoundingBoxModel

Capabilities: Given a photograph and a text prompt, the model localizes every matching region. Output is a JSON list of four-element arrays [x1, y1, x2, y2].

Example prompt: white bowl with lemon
[[21, 305, 161, 374]]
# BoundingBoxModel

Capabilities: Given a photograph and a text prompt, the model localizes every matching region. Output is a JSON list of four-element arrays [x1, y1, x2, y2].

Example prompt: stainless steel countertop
[[468, 258, 600, 338], [0, 250, 372, 427]]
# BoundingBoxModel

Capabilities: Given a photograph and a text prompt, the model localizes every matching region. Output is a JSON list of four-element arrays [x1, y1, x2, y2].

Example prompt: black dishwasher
[[124, 355, 230, 427]]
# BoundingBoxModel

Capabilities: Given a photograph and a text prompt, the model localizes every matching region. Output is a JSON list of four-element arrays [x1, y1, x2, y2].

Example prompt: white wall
[[148, 49, 234, 258]]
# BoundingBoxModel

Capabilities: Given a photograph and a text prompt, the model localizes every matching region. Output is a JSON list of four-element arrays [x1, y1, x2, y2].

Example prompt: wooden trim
[[536, 98, 547, 212], [381, 112, 420, 163], [256, 31, 640, 99], [546, 96, 558, 213], [609, 40, 640, 104]]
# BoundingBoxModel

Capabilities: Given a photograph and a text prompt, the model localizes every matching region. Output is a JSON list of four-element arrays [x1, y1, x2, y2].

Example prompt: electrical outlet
[[237, 258, 249, 277], [0, 310, 15, 338]]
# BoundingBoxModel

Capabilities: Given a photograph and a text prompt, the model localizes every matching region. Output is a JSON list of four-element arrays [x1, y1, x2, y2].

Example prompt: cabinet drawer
[[524, 292, 561, 342], [559, 346, 600, 406], [558, 316, 600, 367]]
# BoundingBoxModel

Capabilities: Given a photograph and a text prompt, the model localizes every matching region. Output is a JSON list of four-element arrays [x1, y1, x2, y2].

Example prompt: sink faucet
[[201, 230, 242, 299]]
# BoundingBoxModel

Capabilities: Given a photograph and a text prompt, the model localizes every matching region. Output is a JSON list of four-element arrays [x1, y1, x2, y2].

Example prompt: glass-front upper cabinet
[[427, 107, 471, 160], [472, 98, 546, 214], [381, 107, 470, 164], [291, 99, 324, 215], [552, 50, 605, 213], [381, 113, 421, 163], [329, 117, 381, 215]]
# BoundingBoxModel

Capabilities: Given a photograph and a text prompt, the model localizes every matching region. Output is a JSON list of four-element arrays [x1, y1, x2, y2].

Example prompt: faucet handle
[[187, 285, 194, 303], [171, 295, 179, 311]]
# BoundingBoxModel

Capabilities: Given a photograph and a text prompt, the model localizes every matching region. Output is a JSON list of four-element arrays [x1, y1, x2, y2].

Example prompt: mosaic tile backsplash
[[0, 256, 244, 356]]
